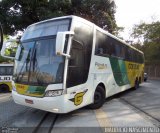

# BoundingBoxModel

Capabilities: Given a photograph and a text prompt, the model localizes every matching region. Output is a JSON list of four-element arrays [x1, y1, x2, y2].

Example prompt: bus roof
[[27, 15, 143, 54], [27, 15, 74, 28]]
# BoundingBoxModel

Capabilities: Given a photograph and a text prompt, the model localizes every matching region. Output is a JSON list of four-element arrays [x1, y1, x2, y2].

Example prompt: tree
[[0, 0, 117, 35], [131, 21, 160, 63], [113, 26, 124, 39], [0, 35, 13, 63]]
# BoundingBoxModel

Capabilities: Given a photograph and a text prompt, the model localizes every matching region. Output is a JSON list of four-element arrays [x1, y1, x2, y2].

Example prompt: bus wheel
[[88, 86, 105, 109], [134, 80, 139, 90], [0, 84, 10, 93]]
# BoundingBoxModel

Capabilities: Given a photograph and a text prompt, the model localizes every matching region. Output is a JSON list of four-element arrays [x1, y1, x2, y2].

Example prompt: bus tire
[[0, 84, 10, 93], [88, 86, 105, 109], [139, 77, 141, 84], [134, 79, 139, 90]]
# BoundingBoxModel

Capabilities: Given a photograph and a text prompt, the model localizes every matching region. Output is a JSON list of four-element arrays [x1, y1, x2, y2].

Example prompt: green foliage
[[114, 26, 124, 39], [0, 35, 15, 63], [132, 22, 160, 43], [0, 0, 117, 35], [131, 21, 160, 64], [0, 56, 13, 63]]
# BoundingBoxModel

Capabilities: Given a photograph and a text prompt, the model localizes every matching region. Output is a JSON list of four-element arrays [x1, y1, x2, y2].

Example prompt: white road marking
[[0, 93, 11, 102], [101, 99, 155, 127], [94, 108, 113, 127]]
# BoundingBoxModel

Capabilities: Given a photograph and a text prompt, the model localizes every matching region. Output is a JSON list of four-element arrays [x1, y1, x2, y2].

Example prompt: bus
[[0, 64, 14, 92], [0, 16, 144, 113]]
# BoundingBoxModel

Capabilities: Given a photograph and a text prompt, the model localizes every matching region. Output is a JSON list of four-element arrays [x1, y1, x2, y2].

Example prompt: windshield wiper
[[31, 48, 46, 86], [16, 48, 31, 82]]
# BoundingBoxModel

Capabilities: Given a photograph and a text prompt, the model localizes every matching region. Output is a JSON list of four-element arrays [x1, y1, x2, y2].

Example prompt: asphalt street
[[0, 80, 160, 133]]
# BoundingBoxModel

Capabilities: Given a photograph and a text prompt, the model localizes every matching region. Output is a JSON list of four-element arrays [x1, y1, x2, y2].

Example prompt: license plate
[[25, 99, 33, 104]]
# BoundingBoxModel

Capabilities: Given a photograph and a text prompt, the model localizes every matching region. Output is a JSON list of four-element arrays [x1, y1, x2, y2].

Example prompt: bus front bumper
[[12, 90, 69, 114]]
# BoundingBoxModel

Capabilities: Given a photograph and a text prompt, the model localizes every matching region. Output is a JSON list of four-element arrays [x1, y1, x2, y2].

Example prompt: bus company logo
[[0, 77, 11, 81], [128, 64, 139, 69], [69, 89, 88, 106], [95, 62, 107, 70]]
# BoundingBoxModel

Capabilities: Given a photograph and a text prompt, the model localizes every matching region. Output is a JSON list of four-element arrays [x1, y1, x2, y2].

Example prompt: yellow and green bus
[[0, 63, 14, 92], [0, 16, 144, 113]]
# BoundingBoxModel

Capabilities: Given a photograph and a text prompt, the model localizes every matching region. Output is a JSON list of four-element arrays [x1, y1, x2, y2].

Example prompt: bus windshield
[[13, 38, 64, 86], [0, 65, 13, 76]]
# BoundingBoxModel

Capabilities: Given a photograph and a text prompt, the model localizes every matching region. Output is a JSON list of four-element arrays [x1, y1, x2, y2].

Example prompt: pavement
[[0, 93, 12, 103], [0, 80, 160, 133]]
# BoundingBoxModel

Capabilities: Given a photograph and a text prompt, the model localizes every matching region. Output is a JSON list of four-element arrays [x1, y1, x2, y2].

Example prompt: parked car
[[144, 73, 148, 82]]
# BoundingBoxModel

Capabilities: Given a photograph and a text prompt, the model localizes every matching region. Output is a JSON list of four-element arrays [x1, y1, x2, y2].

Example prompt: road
[[0, 80, 160, 133]]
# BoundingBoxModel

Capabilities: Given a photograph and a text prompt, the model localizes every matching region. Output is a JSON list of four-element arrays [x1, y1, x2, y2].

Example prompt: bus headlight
[[45, 90, 63, 97]]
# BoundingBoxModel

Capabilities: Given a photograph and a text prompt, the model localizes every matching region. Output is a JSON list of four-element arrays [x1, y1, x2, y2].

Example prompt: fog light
[[45, 90, 63, 97], [52, 108, 59, 112]]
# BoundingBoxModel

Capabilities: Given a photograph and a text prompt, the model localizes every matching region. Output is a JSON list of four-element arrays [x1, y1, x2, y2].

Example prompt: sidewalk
[[52, 99, 156, 133]]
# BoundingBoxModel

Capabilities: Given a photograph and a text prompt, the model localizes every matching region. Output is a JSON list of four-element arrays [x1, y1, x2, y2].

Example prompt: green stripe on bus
[[109, 57, 129, 86], [27, 86, 46, 95]]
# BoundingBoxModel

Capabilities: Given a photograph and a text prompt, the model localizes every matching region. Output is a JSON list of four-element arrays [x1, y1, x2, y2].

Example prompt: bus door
[[66, 39, 90, 107]]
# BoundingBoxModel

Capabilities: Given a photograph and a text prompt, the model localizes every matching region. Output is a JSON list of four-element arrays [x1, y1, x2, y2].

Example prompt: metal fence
[[145, 64, 160, 79]]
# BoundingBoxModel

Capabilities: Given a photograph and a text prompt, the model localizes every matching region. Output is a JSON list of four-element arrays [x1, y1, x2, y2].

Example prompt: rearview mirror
[[1, 39, 19, 59], [56, 31, 74, 58], [0, 23, 3, 51]]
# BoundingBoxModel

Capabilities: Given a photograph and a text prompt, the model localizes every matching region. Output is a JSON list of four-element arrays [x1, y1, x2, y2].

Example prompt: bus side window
[[115, 43, 121, 58], [127, 48, 133, 62], [109, 38, 116, 57], [95, 30, 110, 56], [139, 53, 144, 63], [121, 46, 126, 59]]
